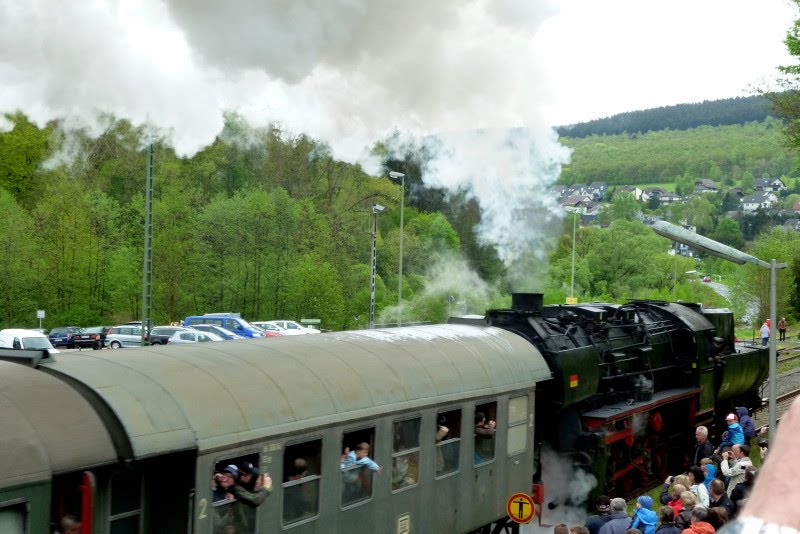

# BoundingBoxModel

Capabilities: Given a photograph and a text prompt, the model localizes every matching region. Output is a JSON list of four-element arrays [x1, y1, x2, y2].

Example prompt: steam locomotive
[[0, 293, 767, 533], [476, 293, 769, 499]]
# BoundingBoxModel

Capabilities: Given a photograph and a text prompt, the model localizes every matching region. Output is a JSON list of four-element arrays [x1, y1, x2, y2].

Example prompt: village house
[[741, 191, 778, 212], [755, 177, 787, 193], [560, 195, 596, 214], [615, 185, 642, 200], [694, 179, 718, 193]]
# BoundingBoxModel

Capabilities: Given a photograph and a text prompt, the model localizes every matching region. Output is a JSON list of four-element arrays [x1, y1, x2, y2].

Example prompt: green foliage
[[609, 192, 641, 221], [560, 119, 796, 186], [713, 218, 745, 250], [0, 114, 51, 205], [0, 112, 487, 330], [0, 187, 39, 326], [727, 228, 800, 326], [556, 96, 772, 138]]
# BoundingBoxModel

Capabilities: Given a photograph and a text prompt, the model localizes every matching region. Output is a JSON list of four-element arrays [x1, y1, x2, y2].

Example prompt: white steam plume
[[1, 0, 569, 265], [527, 445, 596, 530]]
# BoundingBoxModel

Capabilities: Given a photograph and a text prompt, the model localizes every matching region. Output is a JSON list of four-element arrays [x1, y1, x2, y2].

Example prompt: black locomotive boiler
[[477, 293, 769, 499]]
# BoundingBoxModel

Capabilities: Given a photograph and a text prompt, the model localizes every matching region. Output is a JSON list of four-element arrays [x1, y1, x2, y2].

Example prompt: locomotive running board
[[581, 387, 700, 422]]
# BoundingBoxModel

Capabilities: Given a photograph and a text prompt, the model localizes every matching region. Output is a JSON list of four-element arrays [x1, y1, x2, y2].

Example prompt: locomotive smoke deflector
[[511, 293, 543, 314]]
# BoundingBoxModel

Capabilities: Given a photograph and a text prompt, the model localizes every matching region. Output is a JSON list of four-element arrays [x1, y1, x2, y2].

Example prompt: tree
[[713, 218, 745, 250], [283, 254, 345, 330], [684, 196, 717, 235], [730, 227, 800, 326], [0, 113, 50, 205], [0, 188, 39, 327], [609, 192, 641, 222], [741, 171, 755, 193]]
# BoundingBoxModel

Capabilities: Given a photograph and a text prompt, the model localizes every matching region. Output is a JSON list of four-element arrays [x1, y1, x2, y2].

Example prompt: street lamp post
[[685, 270, 697, 302], [570, 213, 577, 299], [369, 204, 386, 329], [389, 171, 405, 326], [673, 251, 678, 301], [652, 221, 786, 437]]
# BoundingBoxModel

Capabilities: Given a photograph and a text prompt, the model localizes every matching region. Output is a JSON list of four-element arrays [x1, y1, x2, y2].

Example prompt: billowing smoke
[[1, 0, 569, 267], [528, 444, 596, 529]]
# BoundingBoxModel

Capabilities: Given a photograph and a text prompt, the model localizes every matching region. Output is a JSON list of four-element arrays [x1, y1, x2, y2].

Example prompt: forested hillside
[[0, 114, 509, 330], [556, 95, 771, 138], [559, 118, 797, 186], [3, 100, 800, 331]]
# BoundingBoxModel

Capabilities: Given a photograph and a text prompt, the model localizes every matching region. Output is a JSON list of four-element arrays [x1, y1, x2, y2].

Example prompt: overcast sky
[[1, 0, 796, 153], [1, 1, 797, 265], [537, 0, 797, 126]]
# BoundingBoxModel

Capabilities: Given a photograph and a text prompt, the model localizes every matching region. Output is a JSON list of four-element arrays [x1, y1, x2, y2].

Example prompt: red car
[[703, 276, 712, 282]]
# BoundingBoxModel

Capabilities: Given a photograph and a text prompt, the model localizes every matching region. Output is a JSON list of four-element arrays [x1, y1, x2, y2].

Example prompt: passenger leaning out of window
[[473, 412, 496, 463], [341, 442, 382, 473]]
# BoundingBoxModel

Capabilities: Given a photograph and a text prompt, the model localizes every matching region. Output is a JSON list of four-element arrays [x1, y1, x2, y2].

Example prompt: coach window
[[212, 453, 261, 534], [435, 409, 461, 477], [474, 401, 497, 465], [0, 503, 26, 534], [109, 470, 141, 533], [341, 428, 377, 507], [283, 439, 322, 526], [392, 417, 420, 491], [507, 395, 528, 456]]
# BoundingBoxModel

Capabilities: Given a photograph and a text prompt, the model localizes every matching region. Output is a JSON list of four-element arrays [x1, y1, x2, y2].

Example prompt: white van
[[0, 329, 60, 355]]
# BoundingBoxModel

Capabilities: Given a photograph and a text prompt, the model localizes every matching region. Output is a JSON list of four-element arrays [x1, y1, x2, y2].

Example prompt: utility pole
[[140, 144, 154, 346]]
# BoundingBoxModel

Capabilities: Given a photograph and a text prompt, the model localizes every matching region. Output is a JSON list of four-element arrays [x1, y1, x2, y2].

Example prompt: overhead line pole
[[141, 144, 154, 346]]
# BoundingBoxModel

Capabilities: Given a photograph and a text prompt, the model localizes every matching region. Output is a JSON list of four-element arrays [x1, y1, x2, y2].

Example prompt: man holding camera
[[720, 444, 753, 497]]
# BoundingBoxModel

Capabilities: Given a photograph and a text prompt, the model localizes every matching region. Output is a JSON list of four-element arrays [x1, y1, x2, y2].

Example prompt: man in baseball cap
[[585, 494, 613, 534]]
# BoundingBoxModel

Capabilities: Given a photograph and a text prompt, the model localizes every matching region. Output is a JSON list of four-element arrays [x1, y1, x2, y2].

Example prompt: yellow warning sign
[[566, 297, 578, 304], [506, 492, 536, 524]]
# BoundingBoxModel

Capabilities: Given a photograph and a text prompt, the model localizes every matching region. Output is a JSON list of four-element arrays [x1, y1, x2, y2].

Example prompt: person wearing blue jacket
[[717, 413, 745, 452], [736, 406, 756, 439], [632, 495, 658, 534]]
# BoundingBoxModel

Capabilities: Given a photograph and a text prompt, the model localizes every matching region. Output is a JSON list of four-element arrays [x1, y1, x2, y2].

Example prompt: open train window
[[51, 471, 93, 534], [391, 417, 420, 492], [0, 503, 26, 534], [507, 395, 528, 456], [436, 409, 461, 477], [341, 428, 377, 507], [212, 453, 261, 534], [282, 439, 321, 526], [474, 401, 497, 465], [109, 470, 141, 533]]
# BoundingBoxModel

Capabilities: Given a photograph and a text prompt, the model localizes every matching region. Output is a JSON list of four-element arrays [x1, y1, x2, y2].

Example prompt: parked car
[[250, 322, 284, 337], [48, 326, 82, 348], [190, 324, 243, 340], [106, 325, 144, 349], [267, 320, 321, 335], [0, 328, 59, 355], [167, 330, 224, 344], [703, 276, 712, 282], [148, 326, 191, 345], [183, 314, 264, 338], [73, 326, 110, 350]]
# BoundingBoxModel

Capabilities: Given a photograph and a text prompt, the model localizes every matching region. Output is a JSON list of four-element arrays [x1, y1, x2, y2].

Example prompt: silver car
[[167, 330, 224, 344], [106, 325, 144, 348]]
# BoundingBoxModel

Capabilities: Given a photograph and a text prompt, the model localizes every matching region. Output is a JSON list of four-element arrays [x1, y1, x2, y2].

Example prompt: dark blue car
[[48, 326, 82, 348]]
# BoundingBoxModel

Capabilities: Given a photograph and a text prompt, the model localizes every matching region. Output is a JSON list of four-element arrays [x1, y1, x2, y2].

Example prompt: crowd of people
[[563, 407, 771, 534]]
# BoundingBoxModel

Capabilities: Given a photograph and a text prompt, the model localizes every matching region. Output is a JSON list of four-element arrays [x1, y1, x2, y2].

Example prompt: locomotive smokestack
[[512, 293, 543, 313]]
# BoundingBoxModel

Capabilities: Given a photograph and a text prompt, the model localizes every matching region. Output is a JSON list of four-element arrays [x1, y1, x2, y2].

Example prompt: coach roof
[[42, 324, 550, 459], [0, 360, 116, 489]]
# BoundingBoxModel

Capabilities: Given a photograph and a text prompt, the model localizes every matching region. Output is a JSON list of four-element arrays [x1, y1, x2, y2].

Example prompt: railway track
[[753, 386, 800, 430]]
